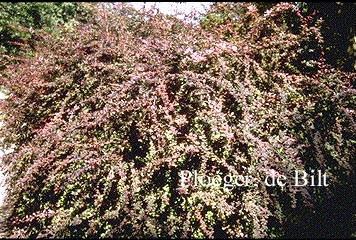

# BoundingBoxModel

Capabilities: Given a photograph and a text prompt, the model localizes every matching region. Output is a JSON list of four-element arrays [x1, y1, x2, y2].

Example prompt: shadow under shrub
[[0, 3, 355, 238]]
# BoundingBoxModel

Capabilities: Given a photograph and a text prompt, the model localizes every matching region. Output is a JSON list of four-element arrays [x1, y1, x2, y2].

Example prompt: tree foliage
[[302, 2, 356, 72], [0, 2, 355, 238], [253, 2, 356, 72], [0, 2, 93, 69]]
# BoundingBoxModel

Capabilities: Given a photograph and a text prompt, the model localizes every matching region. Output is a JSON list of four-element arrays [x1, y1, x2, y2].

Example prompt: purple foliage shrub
[[0, 3, 355, 238]]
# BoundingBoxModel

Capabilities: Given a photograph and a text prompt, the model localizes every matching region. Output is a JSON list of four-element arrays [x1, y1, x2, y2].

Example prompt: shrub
[[0, 3, 355, 238], [0, 2, 94, 70]]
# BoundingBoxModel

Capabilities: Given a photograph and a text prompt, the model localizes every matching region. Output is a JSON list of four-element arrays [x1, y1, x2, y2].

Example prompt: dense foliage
[[0, 2, 92, 69], [0, 2, 355, 238], [303, 2, 356, 72], [253, 2, 356, 72]]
